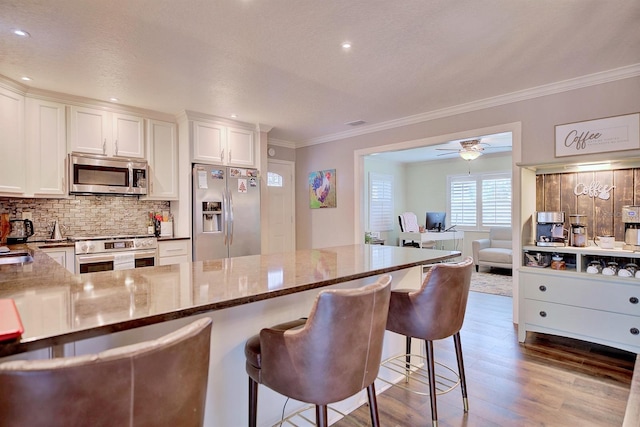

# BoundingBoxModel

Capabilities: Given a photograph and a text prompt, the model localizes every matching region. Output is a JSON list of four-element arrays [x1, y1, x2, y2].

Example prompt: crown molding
[[268, 138, 297, 149], [256, 123, 274, 133], [299, 63, 640, 148]]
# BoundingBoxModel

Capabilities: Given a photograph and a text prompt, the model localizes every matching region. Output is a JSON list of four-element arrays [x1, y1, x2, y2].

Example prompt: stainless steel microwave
[[69, 153, 148, 196]]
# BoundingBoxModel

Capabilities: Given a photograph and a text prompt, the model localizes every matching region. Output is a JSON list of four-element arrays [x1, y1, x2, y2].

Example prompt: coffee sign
[[555, 113, 639, 157]]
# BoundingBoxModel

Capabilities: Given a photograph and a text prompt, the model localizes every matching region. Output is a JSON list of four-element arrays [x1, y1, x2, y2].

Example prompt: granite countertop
[[0, 244, 460, 357]]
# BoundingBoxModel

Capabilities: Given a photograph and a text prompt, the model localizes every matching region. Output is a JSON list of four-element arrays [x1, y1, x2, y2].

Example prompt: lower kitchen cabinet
[[42, 247, 76, 274], [519, 245, 640, 353], [158, 239, 190, 266]]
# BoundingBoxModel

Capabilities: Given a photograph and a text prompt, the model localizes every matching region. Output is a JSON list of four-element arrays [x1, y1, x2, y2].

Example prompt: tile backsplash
[[0, 196, 170, 241]]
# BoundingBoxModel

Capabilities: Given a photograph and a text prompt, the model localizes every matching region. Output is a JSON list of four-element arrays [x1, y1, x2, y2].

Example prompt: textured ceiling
[[1, 0, 639, 144]]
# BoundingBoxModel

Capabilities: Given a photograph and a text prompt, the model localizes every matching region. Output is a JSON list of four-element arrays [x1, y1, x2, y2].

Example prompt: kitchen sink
[[0, 251, 34, 265]]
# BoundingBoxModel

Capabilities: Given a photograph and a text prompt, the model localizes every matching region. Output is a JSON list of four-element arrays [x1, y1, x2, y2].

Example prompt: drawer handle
[[631, 328, 640, 336], [539, 285, 547, 292], [630, 297, 639, 304], [539, 311, 547, 318]]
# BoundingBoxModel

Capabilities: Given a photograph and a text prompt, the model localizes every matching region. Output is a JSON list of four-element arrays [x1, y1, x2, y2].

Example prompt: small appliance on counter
[[622, 206, 640, 251], [568, 214, 588, 247], [535, 211, 566, 247], [47, 220, 65, 242], [6, 219, 34, 244]]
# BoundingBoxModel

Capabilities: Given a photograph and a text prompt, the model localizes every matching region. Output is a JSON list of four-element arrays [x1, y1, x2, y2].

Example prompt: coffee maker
[[568, 214, 588, 247], [535, 211, 566, 246], [622, 206, 640, 251]]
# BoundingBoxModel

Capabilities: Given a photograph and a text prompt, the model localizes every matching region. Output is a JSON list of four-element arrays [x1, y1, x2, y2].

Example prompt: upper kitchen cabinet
[[0, 86, 26, 195], [25, 97, 67, 197], [192, 119, 255, 167], [146, 119, 178, 200], [69, 106, 145, 158]]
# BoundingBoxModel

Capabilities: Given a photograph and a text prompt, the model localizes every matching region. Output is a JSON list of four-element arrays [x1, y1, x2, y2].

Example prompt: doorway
[[267, 160, 296, 253]]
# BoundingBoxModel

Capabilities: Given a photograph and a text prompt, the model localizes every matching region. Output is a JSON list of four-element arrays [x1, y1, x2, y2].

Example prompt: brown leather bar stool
[[244, 275, 392, 427], [0, 317, 212, 427], [382, 257, 473, 427]]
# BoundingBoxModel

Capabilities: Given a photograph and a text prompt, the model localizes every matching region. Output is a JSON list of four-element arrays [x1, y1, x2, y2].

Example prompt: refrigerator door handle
[[229, 189, 234, 245], [223, 188, 228, 246]]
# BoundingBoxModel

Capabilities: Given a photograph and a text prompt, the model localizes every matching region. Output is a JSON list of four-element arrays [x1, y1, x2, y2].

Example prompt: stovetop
[[68, 234, 153, 242], [71, 234, 158, 254]]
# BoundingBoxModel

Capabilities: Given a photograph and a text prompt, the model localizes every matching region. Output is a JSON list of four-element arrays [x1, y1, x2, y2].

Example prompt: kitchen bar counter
[[0, 244, 459, 357], [1, 244, 459, 426]]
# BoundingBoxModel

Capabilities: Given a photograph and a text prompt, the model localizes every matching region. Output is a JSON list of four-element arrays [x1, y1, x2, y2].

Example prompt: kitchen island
[[0, 244, 460, 426]]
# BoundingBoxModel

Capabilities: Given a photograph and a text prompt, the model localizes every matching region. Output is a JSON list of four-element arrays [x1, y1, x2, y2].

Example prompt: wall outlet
[[22, 212, 33, 221]]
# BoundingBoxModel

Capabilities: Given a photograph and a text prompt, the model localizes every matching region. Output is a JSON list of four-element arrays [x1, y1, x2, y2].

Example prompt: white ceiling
[[1, 1, 639, 145], [368, 132, 513, 163]]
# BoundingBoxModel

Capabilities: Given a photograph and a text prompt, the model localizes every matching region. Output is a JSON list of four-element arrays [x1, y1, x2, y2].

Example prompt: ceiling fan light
[[459, 150, 482, 161]]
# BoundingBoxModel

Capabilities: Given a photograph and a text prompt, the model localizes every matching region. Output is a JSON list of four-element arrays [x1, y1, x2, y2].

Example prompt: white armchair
[[472, 227, 513, 272]]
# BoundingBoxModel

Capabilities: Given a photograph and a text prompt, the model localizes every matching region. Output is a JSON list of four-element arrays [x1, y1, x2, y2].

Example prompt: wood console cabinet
[[519, 245, 640, 353]]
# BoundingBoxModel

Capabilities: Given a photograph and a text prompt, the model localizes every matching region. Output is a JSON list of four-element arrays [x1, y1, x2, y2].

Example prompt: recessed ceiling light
[[20, 76, 32, 81], [341, 42, 352, 49], [109, 97, 119, 102], [230, 114, 238, 118], [12, 29, 30, 37]]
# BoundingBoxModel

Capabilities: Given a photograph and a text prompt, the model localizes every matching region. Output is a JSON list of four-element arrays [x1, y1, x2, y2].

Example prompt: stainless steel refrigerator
[[192, 164, 261, 261]]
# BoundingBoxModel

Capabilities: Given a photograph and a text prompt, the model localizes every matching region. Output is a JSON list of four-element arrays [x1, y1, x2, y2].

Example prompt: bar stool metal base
[[272, 404, 363, 427], [378, 353, 461, 397]]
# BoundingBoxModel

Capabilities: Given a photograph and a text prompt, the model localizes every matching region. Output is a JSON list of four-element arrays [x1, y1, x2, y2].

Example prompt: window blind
[[369, 172, 394, 231]]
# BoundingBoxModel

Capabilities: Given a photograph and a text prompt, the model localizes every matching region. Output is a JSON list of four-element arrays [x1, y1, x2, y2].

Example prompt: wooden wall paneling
[[536, 175, 545, 211], [576, 172, 595, 236], [560, 173, 577, 228], [536, 168, 640, 244], [613, 169, 634, 240], [593, 170, 615, 238], [543, 174, 561, 212], [634, 169, 640, 206]]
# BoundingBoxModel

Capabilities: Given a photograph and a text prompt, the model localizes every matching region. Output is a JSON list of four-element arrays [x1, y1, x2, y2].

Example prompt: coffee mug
[[594, 236, 615, 249]]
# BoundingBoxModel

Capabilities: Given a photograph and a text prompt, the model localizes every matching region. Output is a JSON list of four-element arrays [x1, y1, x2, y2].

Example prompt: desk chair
[[399, 212, 435, 248], [0, 318, 213, 427], [245, 276, 392, 427]]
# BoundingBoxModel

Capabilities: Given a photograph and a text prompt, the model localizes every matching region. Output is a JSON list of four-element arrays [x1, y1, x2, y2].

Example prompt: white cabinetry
[[42, 246, 76, 274], [519, 246, 640, 353], [69, 106, 144, 158], [146, 120, 178, 200], [0, 86, 25, 195], [158, 239, 190, 265], [13, 289, 70, 337], [25, 97, 67, 197], [192, 120, 255, 167]]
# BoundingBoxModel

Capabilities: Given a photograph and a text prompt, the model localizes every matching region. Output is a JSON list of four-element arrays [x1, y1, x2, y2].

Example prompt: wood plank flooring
[[336, 292, 636, 427]]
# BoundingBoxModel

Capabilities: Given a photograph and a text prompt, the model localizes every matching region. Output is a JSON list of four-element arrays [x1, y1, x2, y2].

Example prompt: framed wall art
[[308, 169, 336, 208], [555, 113, 640, 157]]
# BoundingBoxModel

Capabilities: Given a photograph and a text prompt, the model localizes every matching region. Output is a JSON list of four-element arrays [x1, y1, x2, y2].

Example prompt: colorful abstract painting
[[308, 169, 336, 208]]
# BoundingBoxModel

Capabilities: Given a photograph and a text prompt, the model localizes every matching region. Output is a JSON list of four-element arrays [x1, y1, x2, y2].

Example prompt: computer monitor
[[426, 212, 446, 232]]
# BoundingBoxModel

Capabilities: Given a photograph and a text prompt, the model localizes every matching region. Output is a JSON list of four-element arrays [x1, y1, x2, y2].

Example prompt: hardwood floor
[[336, 292, 636, 427]]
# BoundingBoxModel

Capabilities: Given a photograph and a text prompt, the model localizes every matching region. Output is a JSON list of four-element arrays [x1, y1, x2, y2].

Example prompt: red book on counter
[[0, 299, 24, 342]]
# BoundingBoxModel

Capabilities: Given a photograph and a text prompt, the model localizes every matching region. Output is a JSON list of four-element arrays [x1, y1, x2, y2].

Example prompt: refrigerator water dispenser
[[203, 202, 221, 233]]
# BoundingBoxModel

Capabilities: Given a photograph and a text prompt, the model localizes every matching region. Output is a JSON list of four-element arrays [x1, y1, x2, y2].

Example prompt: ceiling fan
[[436, 139, 486, 160]]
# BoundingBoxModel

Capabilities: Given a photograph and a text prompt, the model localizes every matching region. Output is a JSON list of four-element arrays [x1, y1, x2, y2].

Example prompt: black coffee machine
[[535, 211, 566, 246], [6, 219, 34, 244]]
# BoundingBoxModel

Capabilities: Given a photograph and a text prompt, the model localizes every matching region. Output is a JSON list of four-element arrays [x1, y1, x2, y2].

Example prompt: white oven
[[73, 236, 157, 274]]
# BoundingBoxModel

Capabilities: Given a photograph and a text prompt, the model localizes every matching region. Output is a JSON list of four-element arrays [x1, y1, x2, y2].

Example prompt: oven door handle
[[76, 250, 157, 264], [76, 253, 116, 264]]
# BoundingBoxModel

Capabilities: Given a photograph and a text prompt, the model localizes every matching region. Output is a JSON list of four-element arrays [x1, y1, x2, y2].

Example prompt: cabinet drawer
[[522, 272, 640, 316], [523, 300, 640, 349], [158, 240, 189, 258]]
